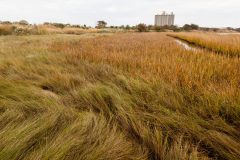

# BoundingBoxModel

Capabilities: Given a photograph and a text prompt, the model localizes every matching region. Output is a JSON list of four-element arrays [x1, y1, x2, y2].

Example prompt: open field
[[0, 33, 239, 160], [168, 32, 240, 57]]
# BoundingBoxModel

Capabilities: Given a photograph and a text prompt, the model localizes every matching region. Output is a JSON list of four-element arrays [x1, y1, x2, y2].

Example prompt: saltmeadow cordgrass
[[168, 32, 240, 57], [0, 33, 239, 160]]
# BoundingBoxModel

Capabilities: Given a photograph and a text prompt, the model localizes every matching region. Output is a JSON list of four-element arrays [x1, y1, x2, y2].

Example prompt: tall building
[[155, 11, 175, 26]]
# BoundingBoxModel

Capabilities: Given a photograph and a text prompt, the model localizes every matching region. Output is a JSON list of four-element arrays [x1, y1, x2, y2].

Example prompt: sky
[[0, 0, 239, 28]]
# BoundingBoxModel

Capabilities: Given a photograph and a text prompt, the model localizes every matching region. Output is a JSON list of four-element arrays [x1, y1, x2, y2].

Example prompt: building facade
[[155, 12, 175, 26]]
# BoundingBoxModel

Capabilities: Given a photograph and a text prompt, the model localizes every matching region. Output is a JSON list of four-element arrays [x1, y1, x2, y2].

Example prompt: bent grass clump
[[0, 33, 239, 159]]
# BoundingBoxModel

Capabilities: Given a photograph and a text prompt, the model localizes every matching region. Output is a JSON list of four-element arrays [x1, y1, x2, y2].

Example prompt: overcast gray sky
[[0, 0, 239, 27]]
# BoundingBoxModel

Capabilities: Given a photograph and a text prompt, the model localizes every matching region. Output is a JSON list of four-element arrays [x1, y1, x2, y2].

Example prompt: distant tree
[[71, 24, 81, 28], [19, 20, 29, 25], [147, 25, 154, 31], [173, 27, 182, 32], [227, 27, 234, 31], [152, 25, 180, 32], [183, 24, 192, 31], [43, 22, 50, 25], [203, 27, 210, 31], [212, 28, 219, 32], [52, 23, 65, 29], [182, 24, 200, 31], [163, 25, 180, 32], [235, 28, 240, 32], [154, 26, 165, 32], [0, 21, 12, 25], [190, 24, 199, 30], [137, 23, 148, 32], [125, 25, 131, 30], [119, 25, 125, 29], [131, 26, 135, 29], [65, 24, 71, 27], [96, 21, 107, 29]]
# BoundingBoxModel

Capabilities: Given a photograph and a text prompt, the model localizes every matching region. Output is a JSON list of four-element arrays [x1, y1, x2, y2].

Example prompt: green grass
[[0, 33, 239, 160]]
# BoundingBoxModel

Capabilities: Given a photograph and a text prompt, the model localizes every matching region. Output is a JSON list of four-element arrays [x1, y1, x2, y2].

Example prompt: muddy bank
[[174, 39, 196, 51]]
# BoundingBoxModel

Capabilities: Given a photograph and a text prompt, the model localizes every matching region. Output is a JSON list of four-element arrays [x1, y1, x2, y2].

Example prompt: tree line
[[1, 20, 240, 33]]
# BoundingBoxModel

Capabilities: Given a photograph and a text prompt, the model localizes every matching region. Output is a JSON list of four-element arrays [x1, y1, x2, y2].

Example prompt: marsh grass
[[168, 32, 240, 57], [0, 33, 239, 160], [0, 25, 16, 35], [0, 24, 127, 36]]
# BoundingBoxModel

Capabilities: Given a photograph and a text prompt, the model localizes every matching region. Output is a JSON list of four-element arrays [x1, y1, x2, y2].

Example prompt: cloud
[[0, 0, 239, 27]]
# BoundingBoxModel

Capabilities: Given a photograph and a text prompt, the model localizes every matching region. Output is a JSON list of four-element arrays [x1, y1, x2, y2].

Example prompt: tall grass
[[0, 25, 16, 35], [0, 33, 239, 159], [0, 24, 126, 36], [168, 32, 240, 57]]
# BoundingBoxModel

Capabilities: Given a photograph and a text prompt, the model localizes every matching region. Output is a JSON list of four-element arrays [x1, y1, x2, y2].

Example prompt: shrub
[[182, 24, 199, 31], [236, 28, 240, 32], [0, 25, 15, 35], [125, 25, 131, 30], [52, 23, 65, 29], [137, 23, 148, 32], [14, 28, 31, 35], [154, 26, 165, 32], [182, 24, 192, 31], [19, 20, 29, 25], [96, 21, 107, 29], [190, 24, 199, 30], [0, 21, 12, 25]]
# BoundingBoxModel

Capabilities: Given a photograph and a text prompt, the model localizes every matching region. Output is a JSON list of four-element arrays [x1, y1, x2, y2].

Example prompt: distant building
[[155, 11, 175, 26]]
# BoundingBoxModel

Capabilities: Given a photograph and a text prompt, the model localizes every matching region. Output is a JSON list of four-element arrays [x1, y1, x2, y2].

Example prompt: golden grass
[[0, 24, 124, 36], [38, 25, 107, 34], [0, 33, 239, 159], [0, 25, 15, 35], [168, 32, 240, 57]]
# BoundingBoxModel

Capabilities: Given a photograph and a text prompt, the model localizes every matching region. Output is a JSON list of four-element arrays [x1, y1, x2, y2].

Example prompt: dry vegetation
[[0, 32, 239, 160], [0, 24, 123, 36], [168, 32, 240, 57]]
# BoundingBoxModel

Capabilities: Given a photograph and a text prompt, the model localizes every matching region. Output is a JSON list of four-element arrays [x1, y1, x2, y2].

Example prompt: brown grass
[[0, 32, 239, 159], [0, 25, 16, 35], [0, 24, 126, 36], [168, 32, 240, 57]]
